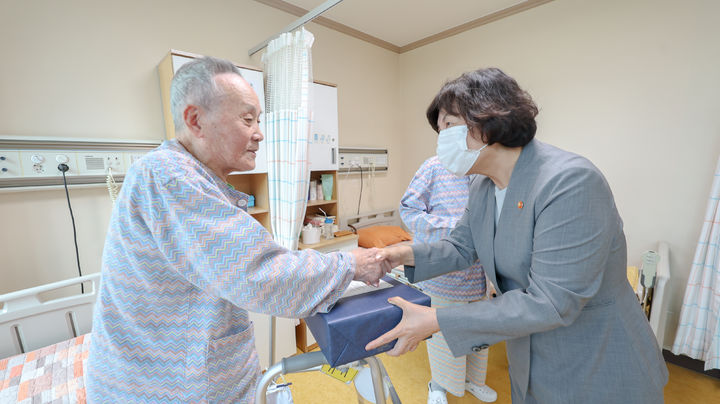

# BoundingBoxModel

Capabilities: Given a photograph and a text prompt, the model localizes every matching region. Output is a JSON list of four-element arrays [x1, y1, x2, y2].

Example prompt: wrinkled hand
[[365, 296, 439, 356], [351, 247, 392, 287]]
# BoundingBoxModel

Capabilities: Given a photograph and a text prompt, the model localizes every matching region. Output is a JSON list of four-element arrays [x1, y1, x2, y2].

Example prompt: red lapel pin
[[517, 201, 524, 209]]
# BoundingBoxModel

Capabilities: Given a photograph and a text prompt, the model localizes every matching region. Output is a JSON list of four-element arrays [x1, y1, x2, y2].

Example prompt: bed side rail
[[0, 273, 100, 358]]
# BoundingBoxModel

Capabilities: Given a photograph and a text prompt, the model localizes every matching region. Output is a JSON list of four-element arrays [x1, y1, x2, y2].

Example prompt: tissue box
[[304, 277, 430, 367]]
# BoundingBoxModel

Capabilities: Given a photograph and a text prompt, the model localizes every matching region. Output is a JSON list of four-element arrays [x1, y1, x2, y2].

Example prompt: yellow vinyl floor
[[280, 341, 720, 403]]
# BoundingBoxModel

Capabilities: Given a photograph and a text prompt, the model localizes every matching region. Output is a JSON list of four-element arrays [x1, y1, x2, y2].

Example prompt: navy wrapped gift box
[[304, 277, 430, 367]]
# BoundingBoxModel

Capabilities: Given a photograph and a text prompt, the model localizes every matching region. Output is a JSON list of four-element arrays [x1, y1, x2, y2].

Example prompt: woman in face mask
[[399, 153, 497, 403], [368, 68, 668, 404]]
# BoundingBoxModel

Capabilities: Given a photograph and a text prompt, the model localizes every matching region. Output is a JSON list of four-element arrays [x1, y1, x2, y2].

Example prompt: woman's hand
[[377, 245, 415, 268], [487, 281, 498, 298], [365, 296, 439, 356]]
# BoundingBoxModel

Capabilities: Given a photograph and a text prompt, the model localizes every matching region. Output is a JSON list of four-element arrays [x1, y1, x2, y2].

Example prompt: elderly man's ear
[[183, 105, 203, 137]]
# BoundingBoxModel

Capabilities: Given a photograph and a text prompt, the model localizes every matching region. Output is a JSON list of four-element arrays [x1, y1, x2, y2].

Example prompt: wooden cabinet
[[296, 171, 360, 352], [308, 83, 339, 171], [226, 172, 270, 230], [298, 170, 358, 251], [302, 169, 338, 217], [295, 227, 359, 353]]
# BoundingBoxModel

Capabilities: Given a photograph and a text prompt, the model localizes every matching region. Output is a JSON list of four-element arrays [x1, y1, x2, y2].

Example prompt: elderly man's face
[[202, 73, 264, 174]]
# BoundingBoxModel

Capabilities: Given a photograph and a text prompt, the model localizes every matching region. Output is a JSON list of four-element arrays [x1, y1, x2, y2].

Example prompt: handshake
[[350, 245, 414, 287]]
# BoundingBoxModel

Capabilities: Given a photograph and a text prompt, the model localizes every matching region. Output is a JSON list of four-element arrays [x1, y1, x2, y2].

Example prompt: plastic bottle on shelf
[[322, 217, 334, 239], [309, 180, 317, 200]]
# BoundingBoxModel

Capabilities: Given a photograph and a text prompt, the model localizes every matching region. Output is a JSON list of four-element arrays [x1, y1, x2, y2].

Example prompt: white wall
[[397, 0, 720, 347], [0, 0, 400, 293]]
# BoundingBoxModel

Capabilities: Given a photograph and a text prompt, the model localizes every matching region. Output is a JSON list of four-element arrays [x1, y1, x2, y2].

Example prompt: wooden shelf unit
[[305, 170, 339, 219], [306, 199, 337, 207], [226, 172, 270, 230], [296, 172, 357, 352], [297, 233, 358, 251]]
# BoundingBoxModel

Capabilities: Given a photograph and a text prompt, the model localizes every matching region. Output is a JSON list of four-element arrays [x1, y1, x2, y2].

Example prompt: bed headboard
[[340, 208, 404, 232]]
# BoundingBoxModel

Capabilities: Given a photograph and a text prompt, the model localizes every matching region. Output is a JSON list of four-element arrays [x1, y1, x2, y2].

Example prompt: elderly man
[[87, 56, 389, 402]]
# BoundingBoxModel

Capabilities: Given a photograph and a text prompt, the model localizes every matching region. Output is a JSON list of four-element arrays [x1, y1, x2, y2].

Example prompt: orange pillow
[[356, 225, 412, 248]]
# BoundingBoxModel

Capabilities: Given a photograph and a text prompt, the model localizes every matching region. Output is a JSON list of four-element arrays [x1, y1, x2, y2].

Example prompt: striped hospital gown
[[400, 156, 489, 396], [87, 140, 355, 403], [400, 156, 486, 300]]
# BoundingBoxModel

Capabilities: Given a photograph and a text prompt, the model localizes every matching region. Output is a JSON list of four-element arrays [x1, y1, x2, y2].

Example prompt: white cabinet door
[[170, 55, 268, 174], [308, 83, 339, 171]]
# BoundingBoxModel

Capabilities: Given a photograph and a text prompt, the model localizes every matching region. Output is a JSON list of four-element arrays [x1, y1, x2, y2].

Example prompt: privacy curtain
[[263, 28, 314, 250], [673, 155, 720, 370]]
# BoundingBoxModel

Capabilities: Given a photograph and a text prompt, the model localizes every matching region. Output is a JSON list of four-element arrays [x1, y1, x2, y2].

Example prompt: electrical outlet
[[0, 150, 22, 178], [19, 151, 79, 177], [0, 139, 157, 188], [338, 149, 388, 172], [124, 152, 145, 170], [105, 155, 123, 173]]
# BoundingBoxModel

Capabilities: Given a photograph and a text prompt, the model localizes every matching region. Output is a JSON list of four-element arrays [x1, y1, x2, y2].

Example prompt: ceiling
[[254, 0, 554, 53]]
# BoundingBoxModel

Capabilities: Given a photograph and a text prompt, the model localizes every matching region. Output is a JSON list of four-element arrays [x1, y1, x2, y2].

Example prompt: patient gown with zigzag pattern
[[87, 140, 355, 403]]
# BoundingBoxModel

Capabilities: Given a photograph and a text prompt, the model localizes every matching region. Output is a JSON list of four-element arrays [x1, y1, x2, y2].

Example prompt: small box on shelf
[[226, 172, 270, 231]]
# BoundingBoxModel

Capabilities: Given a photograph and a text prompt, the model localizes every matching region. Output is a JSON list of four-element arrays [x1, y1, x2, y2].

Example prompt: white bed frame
[[649, 241, 671, 349], [340, 208, 404, 232], [0, 273, 100, 359]]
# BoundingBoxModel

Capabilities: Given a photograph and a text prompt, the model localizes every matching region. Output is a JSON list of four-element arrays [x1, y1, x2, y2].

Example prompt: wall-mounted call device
[[338, 148, 388, 173], [0, 137, 159, 189]]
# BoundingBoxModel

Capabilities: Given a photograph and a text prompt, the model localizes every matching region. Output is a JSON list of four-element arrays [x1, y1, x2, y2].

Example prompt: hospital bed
[[639, 241, 672, 349], [0, 273, 99, 403], [340, 208, 406, 232]]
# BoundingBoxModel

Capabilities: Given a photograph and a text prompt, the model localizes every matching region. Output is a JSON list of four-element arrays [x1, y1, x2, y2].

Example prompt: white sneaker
[[465, 382, 497, 403], [427, 382, 448, 404]]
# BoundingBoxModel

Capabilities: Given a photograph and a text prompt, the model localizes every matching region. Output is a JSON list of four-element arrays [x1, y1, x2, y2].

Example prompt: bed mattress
[[0, 333, 90, 403]]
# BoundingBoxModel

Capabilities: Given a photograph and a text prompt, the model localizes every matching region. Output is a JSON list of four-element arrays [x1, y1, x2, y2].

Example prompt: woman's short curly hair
[[426, 68, 539, 148]]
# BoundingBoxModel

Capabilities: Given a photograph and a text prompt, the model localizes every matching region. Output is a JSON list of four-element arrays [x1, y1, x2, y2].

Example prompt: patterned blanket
[[0, 334, 90, 403]]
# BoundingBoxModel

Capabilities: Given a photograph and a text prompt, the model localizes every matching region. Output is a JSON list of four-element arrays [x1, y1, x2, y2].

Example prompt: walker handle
[[282, 351, 328, 373]]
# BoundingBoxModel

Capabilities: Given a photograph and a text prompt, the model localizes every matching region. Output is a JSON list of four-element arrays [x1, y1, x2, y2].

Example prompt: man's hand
[[351, 248, 392, 287], [365, 296, 439, 356]]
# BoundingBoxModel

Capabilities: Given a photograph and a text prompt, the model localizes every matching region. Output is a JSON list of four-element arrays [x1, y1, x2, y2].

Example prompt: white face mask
[[436, 125, 488, 176]]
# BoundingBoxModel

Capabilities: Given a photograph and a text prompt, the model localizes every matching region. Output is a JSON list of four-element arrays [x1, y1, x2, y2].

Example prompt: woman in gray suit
[[368, 68, 668, 403]]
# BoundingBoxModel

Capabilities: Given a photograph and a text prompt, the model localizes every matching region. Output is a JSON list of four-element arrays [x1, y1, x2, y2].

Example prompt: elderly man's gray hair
[[170, 56, 243, 132]]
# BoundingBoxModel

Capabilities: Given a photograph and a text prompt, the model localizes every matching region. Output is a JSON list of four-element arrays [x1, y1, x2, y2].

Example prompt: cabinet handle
[[331, 147, 336, 165]]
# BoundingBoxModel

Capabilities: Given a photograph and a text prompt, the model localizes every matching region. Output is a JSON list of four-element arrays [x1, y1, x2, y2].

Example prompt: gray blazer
[[406, 140, 668, 403]]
